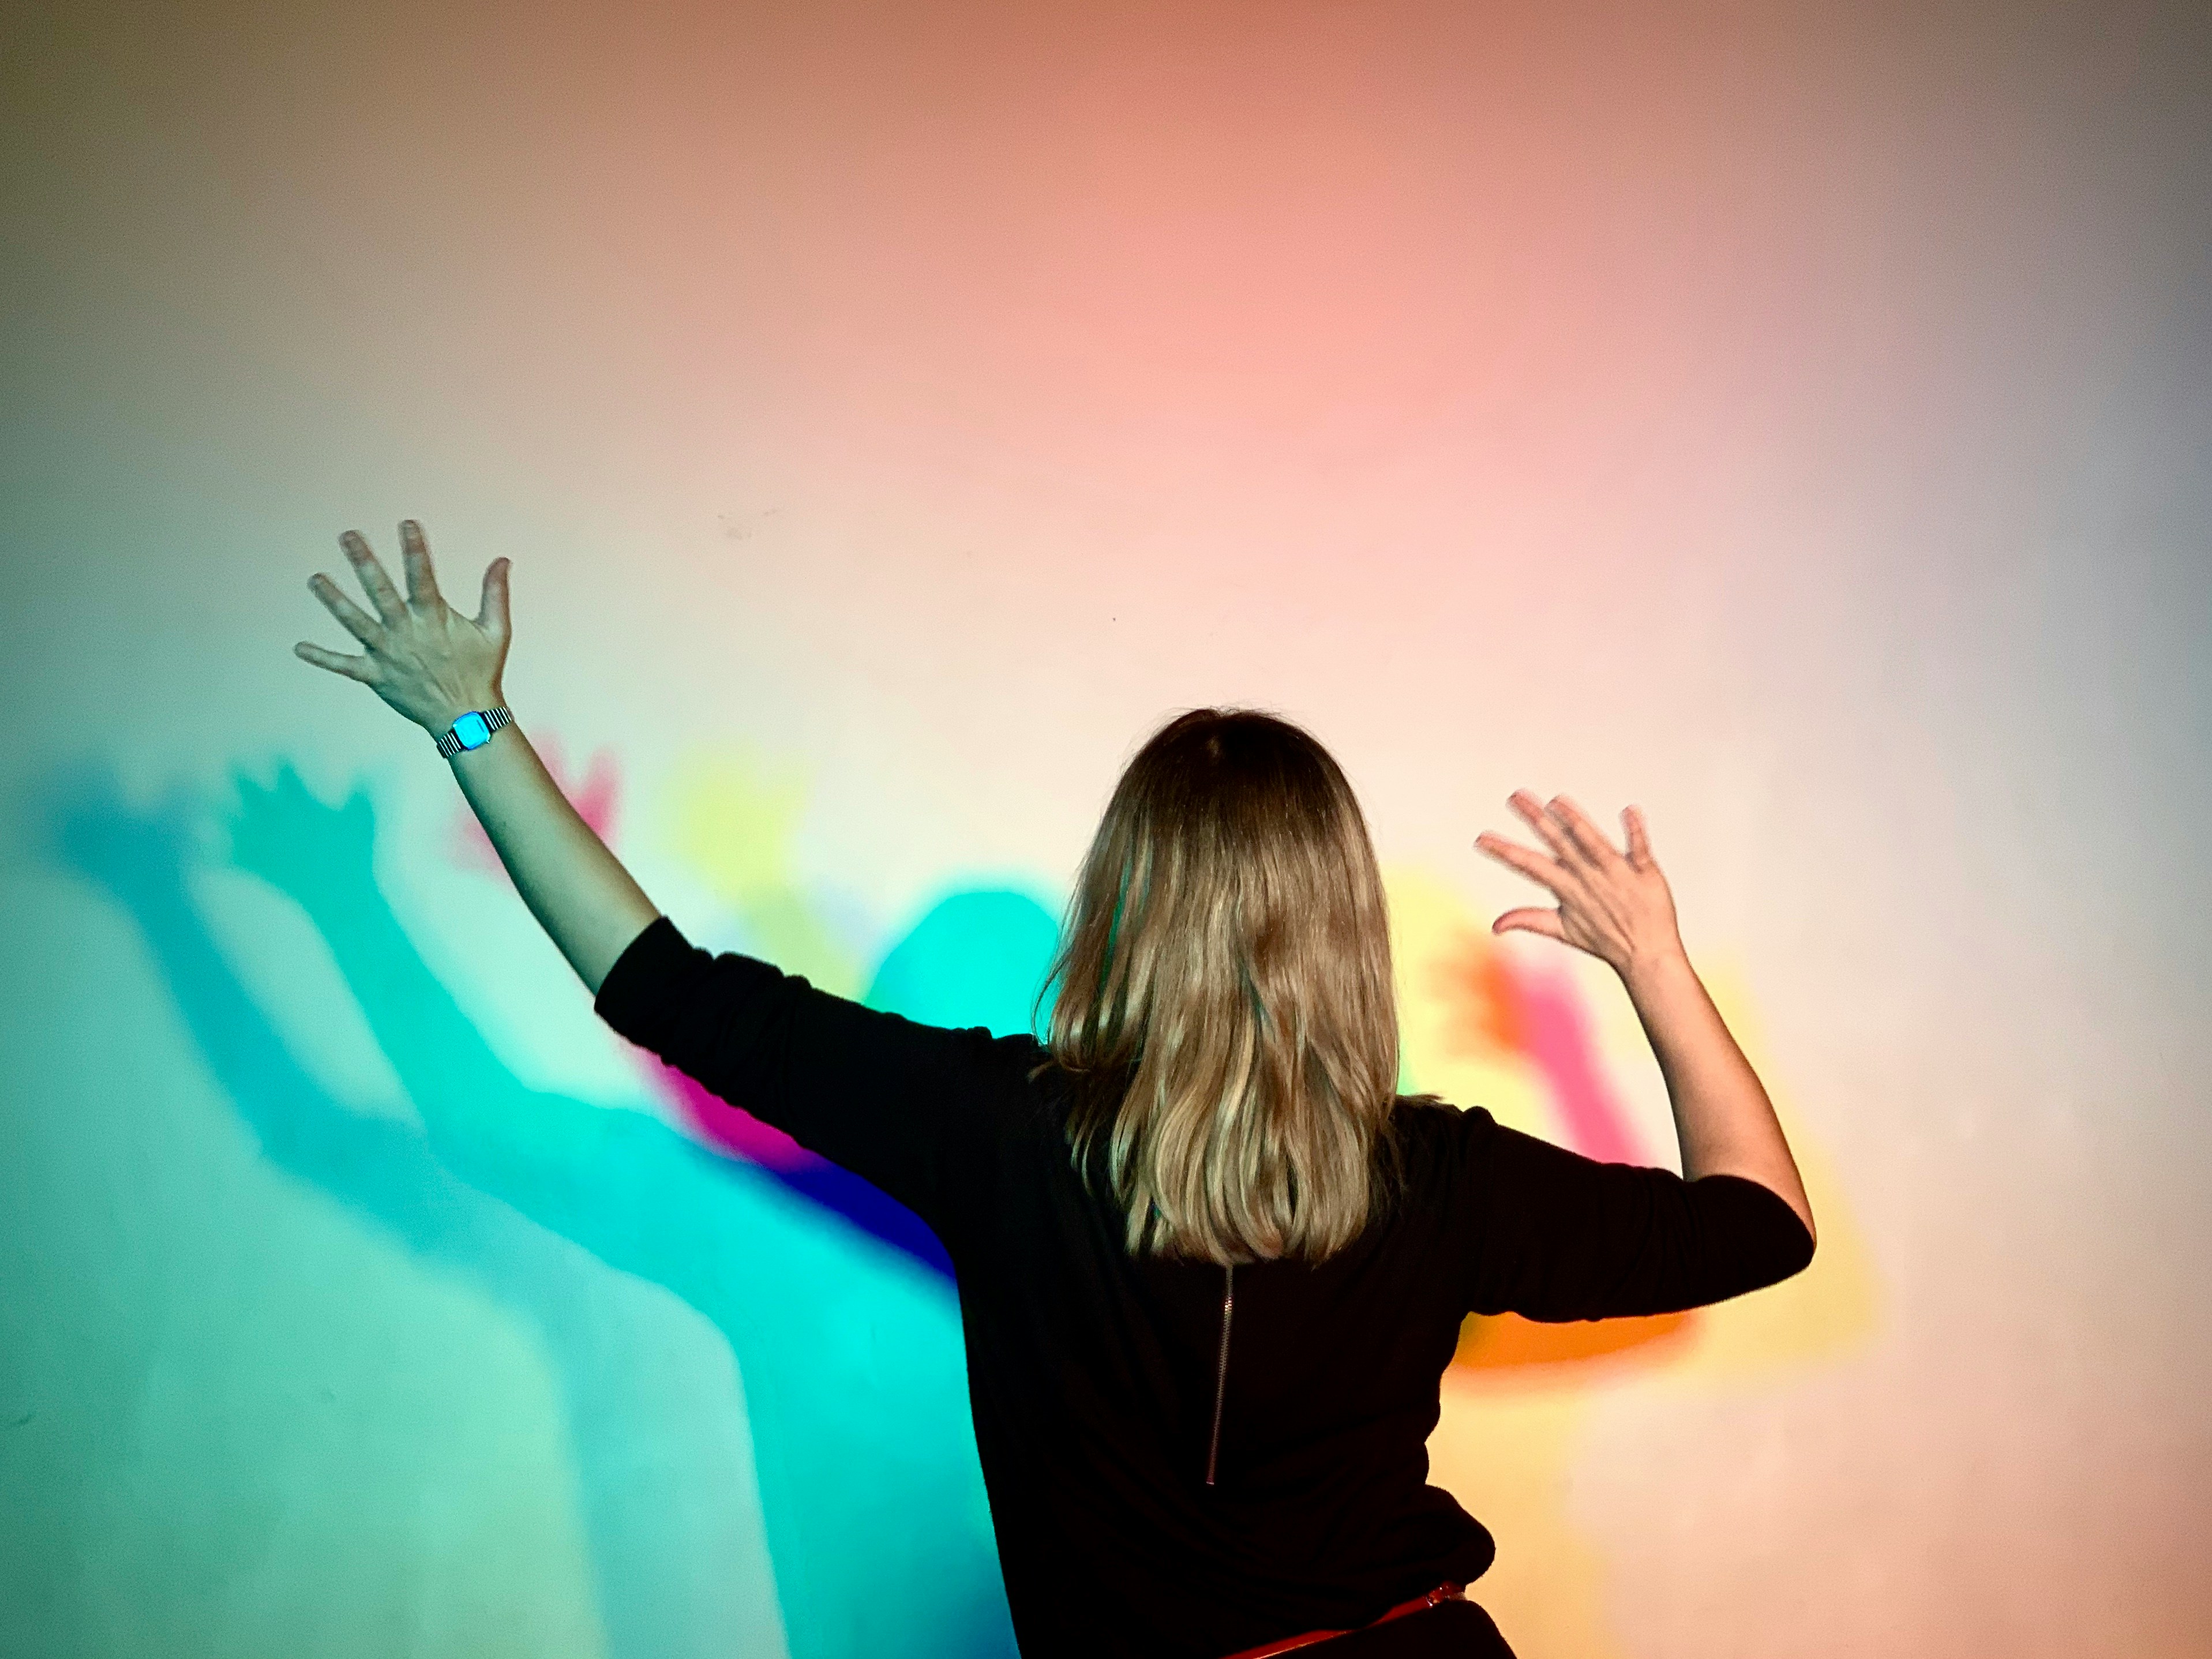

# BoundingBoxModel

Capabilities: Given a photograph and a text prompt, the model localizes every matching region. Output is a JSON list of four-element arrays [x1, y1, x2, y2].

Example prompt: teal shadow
[[865, 889, 1060, 1039], [29, 760, 1031, 1659]]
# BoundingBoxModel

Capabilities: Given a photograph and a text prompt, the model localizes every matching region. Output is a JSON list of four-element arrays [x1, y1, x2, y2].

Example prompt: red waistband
[[1218, 1583, 1467, 1659]]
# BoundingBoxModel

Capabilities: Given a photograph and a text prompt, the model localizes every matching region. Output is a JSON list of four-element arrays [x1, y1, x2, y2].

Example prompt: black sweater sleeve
[[591, 914, 1022, 1238], [1457, 1106, 1815, 1321]]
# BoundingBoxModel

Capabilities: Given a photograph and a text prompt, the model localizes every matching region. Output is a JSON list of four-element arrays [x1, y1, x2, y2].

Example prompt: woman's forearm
[[448, 713, 661, 995], [1621, 944, 1815, 1243]]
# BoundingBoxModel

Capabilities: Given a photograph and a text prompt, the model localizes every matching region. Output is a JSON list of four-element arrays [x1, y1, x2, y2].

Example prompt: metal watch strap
[[434, 705, 513, 758]]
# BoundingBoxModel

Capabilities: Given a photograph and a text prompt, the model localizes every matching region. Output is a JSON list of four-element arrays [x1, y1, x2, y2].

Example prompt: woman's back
[[593, 917, 1811, 1658]]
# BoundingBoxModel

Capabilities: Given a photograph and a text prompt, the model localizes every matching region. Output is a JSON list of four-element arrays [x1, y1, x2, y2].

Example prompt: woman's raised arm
[[295, 520, 661, 993], [1476, 791, 1816, 1246]]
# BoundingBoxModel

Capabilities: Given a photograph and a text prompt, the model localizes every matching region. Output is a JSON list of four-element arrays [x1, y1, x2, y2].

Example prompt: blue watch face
[[452, 711, 491, 749]]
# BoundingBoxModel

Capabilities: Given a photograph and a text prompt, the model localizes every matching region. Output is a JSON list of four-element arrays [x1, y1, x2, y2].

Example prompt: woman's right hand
[[1474, 791, 1685, 980], [295, 521, 511, 738]]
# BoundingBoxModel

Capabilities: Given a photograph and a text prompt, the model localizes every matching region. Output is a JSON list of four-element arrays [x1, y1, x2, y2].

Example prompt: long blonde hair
[[1043, 708, 1407, 1265]]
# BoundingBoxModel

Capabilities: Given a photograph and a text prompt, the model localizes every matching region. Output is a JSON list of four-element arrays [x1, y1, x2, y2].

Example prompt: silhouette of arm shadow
[[29, 757, 749, 1307], [1435, 935, 1704, 1380], [27, 760, 488, 1251], [25, 758, 797, 1659], [208, 760, 783, 1304], [204, 765, 1017, 1655]]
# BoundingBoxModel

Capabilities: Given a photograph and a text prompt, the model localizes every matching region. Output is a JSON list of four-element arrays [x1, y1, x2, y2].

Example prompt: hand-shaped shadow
[[33, 758, 1017, 1659]]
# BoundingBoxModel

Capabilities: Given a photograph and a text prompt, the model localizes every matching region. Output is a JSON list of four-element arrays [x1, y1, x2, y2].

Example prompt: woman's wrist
[[426, 687, 508, 738], [1617, 934, 1694, 998]]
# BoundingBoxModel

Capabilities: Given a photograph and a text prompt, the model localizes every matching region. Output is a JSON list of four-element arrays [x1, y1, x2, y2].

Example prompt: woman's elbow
[[1728, 1181, 1817, 1293], [1765, 1204, 1817, 1286]]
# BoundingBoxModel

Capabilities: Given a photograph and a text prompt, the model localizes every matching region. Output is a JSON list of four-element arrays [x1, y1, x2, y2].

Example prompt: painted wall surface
[[3, 2, 2207, 1656]]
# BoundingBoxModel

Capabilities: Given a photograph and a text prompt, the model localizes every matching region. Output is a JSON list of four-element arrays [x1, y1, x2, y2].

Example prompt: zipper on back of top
[[1204, 1263, 1235, 1487]]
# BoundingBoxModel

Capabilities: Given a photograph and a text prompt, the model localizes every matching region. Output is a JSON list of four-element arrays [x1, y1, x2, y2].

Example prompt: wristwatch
[[434, 705, 513, 758]]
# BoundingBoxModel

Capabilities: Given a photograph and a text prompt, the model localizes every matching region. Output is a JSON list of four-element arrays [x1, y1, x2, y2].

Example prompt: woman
[[297, 523, 1816, 1658]]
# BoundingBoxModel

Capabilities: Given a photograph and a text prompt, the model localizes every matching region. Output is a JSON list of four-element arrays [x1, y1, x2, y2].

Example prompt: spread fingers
[[399, 519, 443, 611], [339, 530, 409, 624], [309, 570, 384, 647], [294, 640, 377, 683], [1508, 790, 1578, 864], [1474, 829, 1574, 896], [1546, 793, 1626, 870]]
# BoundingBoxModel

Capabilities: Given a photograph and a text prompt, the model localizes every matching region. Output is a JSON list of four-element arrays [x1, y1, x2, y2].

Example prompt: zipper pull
[[1205, 1262, 1235, 1487]]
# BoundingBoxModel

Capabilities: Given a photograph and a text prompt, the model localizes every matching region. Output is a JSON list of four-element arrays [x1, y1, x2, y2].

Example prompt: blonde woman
[[298, 523, 1816, 1658]]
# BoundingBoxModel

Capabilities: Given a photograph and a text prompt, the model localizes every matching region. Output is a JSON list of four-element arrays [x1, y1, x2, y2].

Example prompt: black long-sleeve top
[[593, 915, 1814, 1658]]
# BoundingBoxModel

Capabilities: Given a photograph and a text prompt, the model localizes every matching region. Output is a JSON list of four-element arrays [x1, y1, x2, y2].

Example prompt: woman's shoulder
[[1004, 1042, 1094, 1138], [1389, 1093, 1501, 1144], [1381, 1095, 1510, 1203]]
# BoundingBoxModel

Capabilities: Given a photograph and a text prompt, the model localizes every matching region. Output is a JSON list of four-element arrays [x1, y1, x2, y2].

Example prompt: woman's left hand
[[295, 521, 511, 735], [1474, 791, 1684, 980]]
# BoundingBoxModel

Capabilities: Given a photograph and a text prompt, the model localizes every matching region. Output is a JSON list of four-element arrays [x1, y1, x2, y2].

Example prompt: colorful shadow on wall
[[1389, 868, 1877, 1658], [35, 757, 1021, 1659], [33, 744, 1868, 1659]]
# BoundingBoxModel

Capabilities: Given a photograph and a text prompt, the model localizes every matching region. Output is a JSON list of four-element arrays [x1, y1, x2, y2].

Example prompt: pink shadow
[[1504, 956, 1645, 1166]]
